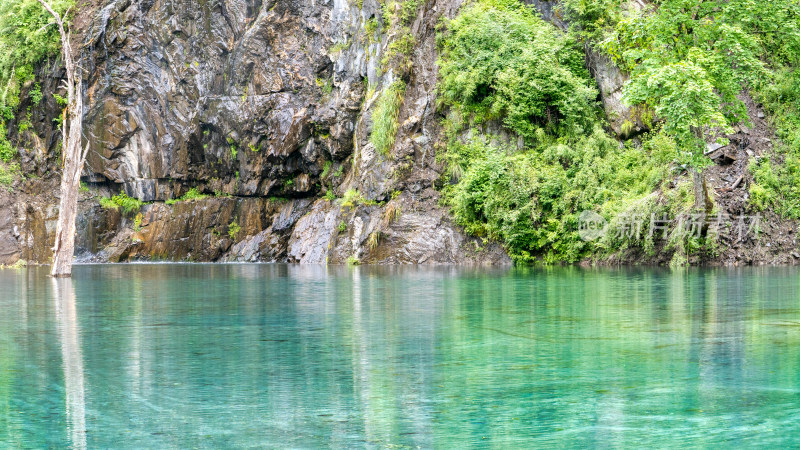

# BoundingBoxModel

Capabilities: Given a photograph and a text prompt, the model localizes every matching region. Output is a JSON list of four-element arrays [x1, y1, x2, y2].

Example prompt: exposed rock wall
[[0, 0, 510, 266]]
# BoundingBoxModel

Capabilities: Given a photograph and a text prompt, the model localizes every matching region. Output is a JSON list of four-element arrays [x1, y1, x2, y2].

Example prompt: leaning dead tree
[[38, 0, 88, 277]]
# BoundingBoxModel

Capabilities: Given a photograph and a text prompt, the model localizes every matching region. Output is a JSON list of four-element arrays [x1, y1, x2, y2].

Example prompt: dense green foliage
[[601, 1, 786, 164], [557, 0, 621, 43], [448, 128, 676, 263], [750, 68, 800, 218], [0, 0, 73, 184], [439, 0, 800, 264], [595, 0, 800, 218], [438, 0, 597, 145], [438, 0, 678, 263], [0, 0, 72, 113]]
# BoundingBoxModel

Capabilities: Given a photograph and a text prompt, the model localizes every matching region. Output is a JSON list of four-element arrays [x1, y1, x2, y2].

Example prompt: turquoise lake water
[[1, 264, 800, 448]]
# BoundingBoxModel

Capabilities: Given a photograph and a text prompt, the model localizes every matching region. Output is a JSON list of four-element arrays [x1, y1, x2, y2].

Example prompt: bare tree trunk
[[37, 0, 88, 278], [692, 167, 712, 213], [689, 125, 712, 214]]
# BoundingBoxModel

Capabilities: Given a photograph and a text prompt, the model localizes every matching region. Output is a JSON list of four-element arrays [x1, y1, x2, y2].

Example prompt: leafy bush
[[446, 128, 675, 263], [438, 0, 664, 263], [557, 0, 619, 42], [437, 0, 597, 146], [0, 0, 73, 119], [98, 197, 118, 210], [600, 0, 797, 163], [438, 0, 800, 263], [341, 188, 363, 208], [0, 0, 73, 80], [0, 0, 72, 174], [228, 220, 241, 239], [0, 122, 15, 162]]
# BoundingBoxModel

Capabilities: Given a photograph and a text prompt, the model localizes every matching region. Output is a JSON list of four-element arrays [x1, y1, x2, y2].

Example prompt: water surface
[[1, 264, 800, 447]]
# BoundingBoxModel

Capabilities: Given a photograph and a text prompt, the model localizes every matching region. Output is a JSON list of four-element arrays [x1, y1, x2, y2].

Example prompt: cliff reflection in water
[[0, 264, 800, 447]]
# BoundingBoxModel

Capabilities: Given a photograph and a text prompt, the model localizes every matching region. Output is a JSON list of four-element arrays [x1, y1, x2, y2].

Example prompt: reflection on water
[[52, 278, 86, 450], [1, 264, 800, 447]]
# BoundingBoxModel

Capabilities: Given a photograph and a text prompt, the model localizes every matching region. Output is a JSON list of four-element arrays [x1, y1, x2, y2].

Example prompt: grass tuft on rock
[[370, 80, 406, 155]]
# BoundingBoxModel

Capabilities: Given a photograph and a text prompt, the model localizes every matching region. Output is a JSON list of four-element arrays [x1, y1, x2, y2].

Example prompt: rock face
[[82, 0, 363, 201], [0, 0, 510, 266]]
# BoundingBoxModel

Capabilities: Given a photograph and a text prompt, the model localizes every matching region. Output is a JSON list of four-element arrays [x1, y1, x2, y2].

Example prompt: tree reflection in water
[[52, 278, 86, 450]]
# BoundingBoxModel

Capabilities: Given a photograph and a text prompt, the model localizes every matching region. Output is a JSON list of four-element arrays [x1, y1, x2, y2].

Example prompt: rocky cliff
[[0, 0, 511, 265]]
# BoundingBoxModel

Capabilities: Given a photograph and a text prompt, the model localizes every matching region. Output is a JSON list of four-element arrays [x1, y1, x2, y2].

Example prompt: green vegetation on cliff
[[600, 0, 794, 167], [100, 192, 144, 214], [370, 80, 406, 155], [0, 0, 73, 178], [0, 0, 73, 112], [438, 0, 674, 263], [750, 68, 800, 218], [438, 0, 597, 145], [439, 0, 800, 264]]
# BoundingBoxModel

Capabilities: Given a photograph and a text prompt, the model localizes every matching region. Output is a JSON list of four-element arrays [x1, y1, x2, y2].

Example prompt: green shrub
[[438, 0, 800, 264], [228, 220, 241, 239], [438, 0, 637, 263], [0, 162, 19, 188], [399, 0, 420, 25], [0, 0, 73, 79], [99, 197, 118, 210], [381, 31, 415, 70], [438, 0, 597, 146], [446, 128, 675, 263], [0, 122, 15, 163], [53, 93, 68, 107], [0, 0, 73, 120], [182, 187, 209, 201], [29, 83, 42, 105], [557, 0, 619, 42], [341, 188, 362, 207], [166, 187, 209, 205], [599, 0, 800, 166], [751, 69, 800, 218], [100, 192, 144, 214], [370, 80, 406, 155]]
